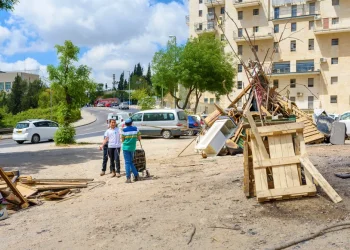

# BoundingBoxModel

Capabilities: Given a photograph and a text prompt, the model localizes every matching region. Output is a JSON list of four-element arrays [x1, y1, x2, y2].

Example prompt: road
[[0, 107, 139, 149]]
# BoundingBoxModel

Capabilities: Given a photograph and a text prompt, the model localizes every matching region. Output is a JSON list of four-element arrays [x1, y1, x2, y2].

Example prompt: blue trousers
[[123, 150, 138, 179]]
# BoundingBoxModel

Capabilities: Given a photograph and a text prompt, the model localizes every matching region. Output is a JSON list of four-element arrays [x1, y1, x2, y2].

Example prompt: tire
[[16, 141, 24, 144], [162, 130, 172, 139], [31, 134, 40, 144]]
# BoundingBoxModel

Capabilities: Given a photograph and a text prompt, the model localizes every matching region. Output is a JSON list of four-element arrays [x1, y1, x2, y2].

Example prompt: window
[[253, 9, 259, 16], [198, 23, 203, 30], [199, 10, 202, 17], [330, 95, 337, 103], [210, 98, 214, 104], [238, 45, 243, 55], [273, 62, 290, 73], [308, 39, 314, 50], [143, 113, 176, 121], [177, 111, 186, 120], [274, 24, 279, 33], [273, 79, 279, 88], [274, 7, 280, 19], [0, 82, 3, 91], [308, 78, 314, 87], [274, 42, 279, 53], [331, 58, 338, 64], [297, 60, 314, 72], [199, 0, 203, 3], [309, 2, 315, 15], [290, 96, 296, 102], [253, 26, 259, 33], [34, 121, 50, 127], [340, 112, 350, 120], [290, 79, 296, 88], [5, 82, 11, 91], [204, 98, 208, 103], [48, 122, 59, 127], [238, 11, 243, 20], [237, 81, 243, 89], [332, 0, 339, 6], [254, 45, 258, 52], [290, 40, 296, 51], [221, 7, 225, 15], [291, 22, 297, 32], [309, 21, 314, 30], [238, 64, 243, 72], [238, 28, 243, 37], [332, 38, 339, 46], [332, 18, 339, 25], [331, 76, 338, 84], [15, 123, 29, 129], [308, 96, 314, 109], [131, 113, 143, 122], [221, 34, 225, 41], [291, 5, 297, 17]]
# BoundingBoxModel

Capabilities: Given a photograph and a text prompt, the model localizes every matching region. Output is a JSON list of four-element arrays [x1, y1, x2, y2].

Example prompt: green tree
[[22, 79, 45, 110], [7, 76, 27, 114], [136, 63, 143, 77], [0, 91, 7, 107], [145, 63, 152, 86], [132, 89, 155, 110], [118, 72, 124, 90], [47, 40, 95, 144], [0, 0, 18, 11]]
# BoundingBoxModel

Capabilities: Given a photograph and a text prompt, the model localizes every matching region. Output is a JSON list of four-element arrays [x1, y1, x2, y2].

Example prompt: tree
[[132, 89, 155, 110], [145, 63, 152, 86], [47, 40, 95, 144], [105, 83, 108, 90], [118, 72, 125, 90], [136, 63, 143, 77], [7, 76, 27, 115], [0, 0, 18, 11], [22, 80, 45, 110]]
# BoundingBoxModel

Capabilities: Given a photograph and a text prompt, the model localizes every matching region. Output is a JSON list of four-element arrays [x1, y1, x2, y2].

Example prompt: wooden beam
[[257, 122, 304, 135], [0, 168, 29, 208], [228, 84, 251, 108], [300, 155, 342, 203], [260, 106, 271, 116], [243, 141, 250, 197], [253, 156, 301, 169], [244, 111, 269, 159], [257, 185, 316, 202]]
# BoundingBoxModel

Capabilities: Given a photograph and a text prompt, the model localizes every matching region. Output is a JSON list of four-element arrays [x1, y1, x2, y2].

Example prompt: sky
[[0, 0, 189, 86]]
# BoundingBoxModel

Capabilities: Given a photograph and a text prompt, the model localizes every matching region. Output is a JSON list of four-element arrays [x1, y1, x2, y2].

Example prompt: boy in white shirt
[[100, 119, 121, 177]]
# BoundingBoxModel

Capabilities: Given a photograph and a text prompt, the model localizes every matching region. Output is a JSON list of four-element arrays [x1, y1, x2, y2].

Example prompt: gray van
[[129, 109, 187, 139]]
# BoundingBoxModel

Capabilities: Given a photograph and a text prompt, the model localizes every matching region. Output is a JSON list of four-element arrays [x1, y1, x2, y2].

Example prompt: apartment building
[[0, 71, 40, 93], [188, 0, 350, 114]]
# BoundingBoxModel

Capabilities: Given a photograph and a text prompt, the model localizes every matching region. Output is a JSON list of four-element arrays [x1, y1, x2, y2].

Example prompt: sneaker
[[100, 171, 105, 176], [125, 178, 131, 183], [134, 175, 140, 182], [116, 173, 121, 178], [111, 171, 116, 178]]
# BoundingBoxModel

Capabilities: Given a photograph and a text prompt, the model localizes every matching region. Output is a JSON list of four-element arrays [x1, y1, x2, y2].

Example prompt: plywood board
[[16, 183, 38, 198], [251, 139, 268, 192]]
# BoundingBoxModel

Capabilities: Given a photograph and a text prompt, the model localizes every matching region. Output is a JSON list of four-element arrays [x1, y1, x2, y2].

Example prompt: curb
[[73, 113, 97, 128]]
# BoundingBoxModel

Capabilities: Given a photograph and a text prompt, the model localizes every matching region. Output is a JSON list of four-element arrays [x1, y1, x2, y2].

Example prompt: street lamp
[[169, 35, 177, 109]]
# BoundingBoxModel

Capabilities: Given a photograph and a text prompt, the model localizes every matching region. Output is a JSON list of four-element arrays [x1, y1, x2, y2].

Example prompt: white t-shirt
[[105, 128, 121, 148]]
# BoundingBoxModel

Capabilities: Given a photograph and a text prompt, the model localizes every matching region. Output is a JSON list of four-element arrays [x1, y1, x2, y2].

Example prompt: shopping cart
[[133, 141, 150, 177]]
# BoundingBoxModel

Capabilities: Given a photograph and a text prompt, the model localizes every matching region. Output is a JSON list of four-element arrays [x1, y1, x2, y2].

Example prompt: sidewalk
[[0, 109, 96, 140]]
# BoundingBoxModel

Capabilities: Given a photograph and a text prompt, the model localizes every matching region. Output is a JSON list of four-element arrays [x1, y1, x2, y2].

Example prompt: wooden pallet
[[249, 123, 317, 202], [296, 117, 324, 144]]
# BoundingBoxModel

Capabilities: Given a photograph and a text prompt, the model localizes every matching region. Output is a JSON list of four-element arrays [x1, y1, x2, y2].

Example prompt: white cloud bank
[[0, 0, 189, 84]]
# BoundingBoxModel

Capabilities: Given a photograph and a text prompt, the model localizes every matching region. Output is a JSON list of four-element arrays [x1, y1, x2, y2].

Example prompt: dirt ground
[[1, 137, 350, 250]]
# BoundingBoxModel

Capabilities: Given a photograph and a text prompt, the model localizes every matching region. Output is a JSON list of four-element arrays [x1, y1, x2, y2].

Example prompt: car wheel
[[16, 141, 24, 144], [31, 134, 40, 144], [162, 130, 172, 139]]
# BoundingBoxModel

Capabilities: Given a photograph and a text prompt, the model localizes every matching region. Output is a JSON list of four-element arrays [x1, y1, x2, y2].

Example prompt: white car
[[119, 102, 129, 110], [12, 119, 59, 144], [107, 113, 130, 126], [338, 111, 350, 137]]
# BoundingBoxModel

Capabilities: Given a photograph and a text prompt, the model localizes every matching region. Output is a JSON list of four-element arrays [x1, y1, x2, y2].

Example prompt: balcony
[[272, 0, 318, 7], [233, 0, 261, 9], [271, 4, 320, 21], [233, 27, 274, 42], [205, 0, 225, 7], [314, 20, 350, 35], [194, 22, 217, 34], [271, 63, 320, 76]]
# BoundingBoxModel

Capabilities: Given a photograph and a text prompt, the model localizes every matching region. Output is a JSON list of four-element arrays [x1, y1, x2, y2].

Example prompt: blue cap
[[125, 118, 132, 124]]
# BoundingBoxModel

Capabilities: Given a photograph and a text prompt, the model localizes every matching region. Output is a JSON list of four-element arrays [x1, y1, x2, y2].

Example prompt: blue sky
[[0, 0, 188, 83]]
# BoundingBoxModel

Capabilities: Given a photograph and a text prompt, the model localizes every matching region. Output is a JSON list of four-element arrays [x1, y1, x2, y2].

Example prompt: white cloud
[[0, 57, 47, 77], [0, 0, 189, 84]]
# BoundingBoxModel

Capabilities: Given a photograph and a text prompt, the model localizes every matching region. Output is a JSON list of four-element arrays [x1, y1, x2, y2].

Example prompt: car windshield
[[177, 111, 187, 121], [16, 123, 29, 129]]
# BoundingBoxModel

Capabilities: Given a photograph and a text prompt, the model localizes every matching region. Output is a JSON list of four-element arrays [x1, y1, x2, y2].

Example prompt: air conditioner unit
[[297, 92, 303, 97], [320, 58, 327, 63], [314, 16, 321, 21]]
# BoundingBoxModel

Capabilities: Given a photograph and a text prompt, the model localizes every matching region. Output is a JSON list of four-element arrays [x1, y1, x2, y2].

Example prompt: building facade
[[0, 72, 40, 93], [188, 0, 350, 115]]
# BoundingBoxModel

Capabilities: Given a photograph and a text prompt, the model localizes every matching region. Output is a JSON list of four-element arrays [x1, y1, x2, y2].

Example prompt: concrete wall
[[0, 72, 40, 93]]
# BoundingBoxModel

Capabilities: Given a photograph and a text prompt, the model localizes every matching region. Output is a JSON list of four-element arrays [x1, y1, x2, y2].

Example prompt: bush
[[54, 125, 76, 145]]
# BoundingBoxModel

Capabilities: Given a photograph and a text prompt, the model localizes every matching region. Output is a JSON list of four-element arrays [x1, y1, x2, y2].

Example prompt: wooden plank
[[260, 106, 271, 116], [253, 156, 301, 169], [257, 185, 316, 202], [304, 133, 324, 144], [0, 168, 29, 208], [243, 141, 250, 197], [256, 129, 303, 137], [269, 135, 288, 188], [251, 139, 269, 192], [35, 184, 87, 191], [304, 130, 322, 137], [245, 111, 269, 159], [257, 123, 304, 135], [24, 182, 88, 186], [300, 155, 342, 203], [16, 183, 38, 198], [282, 134, 301, 187], [21, 178, 93, 183], [296, 132, 313, 186], [228, 85, 251, 108]]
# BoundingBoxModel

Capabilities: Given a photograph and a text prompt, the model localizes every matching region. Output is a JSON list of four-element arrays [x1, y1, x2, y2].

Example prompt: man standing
[[121, 118, 141, 183], [100, 119, 121, 177]]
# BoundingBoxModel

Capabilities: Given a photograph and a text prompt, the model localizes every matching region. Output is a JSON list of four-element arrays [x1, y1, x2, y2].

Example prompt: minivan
[[127, 109, 187, 139]]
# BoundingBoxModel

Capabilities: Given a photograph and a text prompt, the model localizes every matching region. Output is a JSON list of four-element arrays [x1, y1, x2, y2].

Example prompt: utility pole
[[112, 74, 116, 100], [127, 71, 131, 105], [169, 35, 177, 109]]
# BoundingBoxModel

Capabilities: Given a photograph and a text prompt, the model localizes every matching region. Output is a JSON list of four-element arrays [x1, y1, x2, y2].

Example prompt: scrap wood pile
[[0, 168, 96, 218], [195, 49, 342, 203]]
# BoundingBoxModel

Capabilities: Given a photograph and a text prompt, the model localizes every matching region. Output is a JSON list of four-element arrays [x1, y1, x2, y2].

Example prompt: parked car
[[107, 113, 130, 126], [187, 115, 201, 136], [338, 111, 350, 137], [97, 103, 105, 107], [193, 114, 205, 128], [12, 120, 59, 144], [328, 113, 339, 120], [119, 102, 129, 110], [111, 103, 119, 108], [126, 109, 187, 139]]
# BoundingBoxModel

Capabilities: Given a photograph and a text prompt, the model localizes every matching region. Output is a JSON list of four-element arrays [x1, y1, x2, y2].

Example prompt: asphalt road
[[0, 107, 139, 149]]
